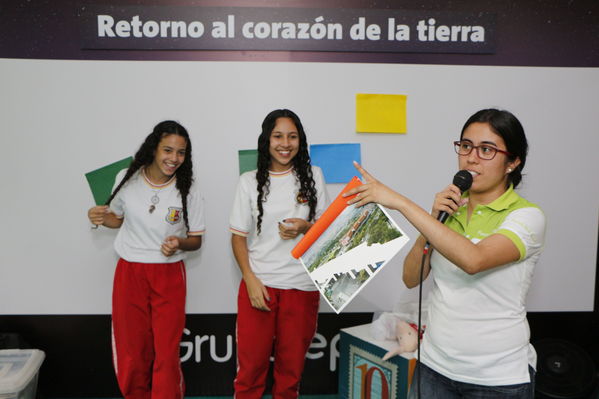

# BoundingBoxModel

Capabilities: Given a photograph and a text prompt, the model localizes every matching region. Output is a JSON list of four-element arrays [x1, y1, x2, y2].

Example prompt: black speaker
[[535, 338, 597, 399]]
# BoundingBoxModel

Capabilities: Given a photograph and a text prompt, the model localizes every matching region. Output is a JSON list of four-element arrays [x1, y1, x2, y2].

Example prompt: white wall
[[1, 59, 597, 314]]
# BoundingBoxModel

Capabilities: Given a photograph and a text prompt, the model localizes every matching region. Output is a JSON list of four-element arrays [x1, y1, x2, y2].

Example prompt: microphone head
[[453, 170, 473, 192]]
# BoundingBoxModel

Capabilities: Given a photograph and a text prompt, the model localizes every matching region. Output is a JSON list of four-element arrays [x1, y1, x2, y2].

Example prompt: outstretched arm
[[344, 162, 520, 278]]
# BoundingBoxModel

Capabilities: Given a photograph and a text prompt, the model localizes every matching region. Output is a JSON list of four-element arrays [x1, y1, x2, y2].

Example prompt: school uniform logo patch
[[166, 207, 183, 224], [296, 192, 309, 204]]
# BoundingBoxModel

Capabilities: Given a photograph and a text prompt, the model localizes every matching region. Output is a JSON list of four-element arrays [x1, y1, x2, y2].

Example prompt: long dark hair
[[105, 120, 194, 231], [460, 108, 528, 188], [256, 109, 317, 234]]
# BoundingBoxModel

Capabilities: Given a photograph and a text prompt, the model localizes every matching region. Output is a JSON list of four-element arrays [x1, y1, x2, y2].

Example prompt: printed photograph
[[300, 203, 409, 313]]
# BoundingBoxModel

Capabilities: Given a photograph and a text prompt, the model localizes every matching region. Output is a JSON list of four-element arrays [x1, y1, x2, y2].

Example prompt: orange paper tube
[[291, 176, 363, 259]]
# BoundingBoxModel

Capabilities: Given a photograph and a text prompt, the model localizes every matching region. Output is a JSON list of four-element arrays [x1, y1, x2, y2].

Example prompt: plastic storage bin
[[0, 349, 45, 399]]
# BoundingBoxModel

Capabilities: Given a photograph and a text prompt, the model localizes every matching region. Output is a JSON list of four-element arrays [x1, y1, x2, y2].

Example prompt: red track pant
[[234, 280, 320, 399], [112, 258, 186, 399]]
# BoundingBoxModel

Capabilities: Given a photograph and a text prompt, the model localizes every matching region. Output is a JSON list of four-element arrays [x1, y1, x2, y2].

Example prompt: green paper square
[[85, 157, 133, 205], [238, 149, 258, 175]]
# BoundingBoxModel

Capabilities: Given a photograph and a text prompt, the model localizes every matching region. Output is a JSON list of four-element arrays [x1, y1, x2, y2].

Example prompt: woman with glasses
[[345, 109, 545, 398]]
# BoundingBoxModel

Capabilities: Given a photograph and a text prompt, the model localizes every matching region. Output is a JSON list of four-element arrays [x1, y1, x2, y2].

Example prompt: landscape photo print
[[300, 202, 409, 313]]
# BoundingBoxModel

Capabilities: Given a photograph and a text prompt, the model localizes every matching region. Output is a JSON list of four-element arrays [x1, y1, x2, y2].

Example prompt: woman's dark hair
[[105, 120, 194, 231], [460, 108, 528, 188], [256, 109, 317, 234]]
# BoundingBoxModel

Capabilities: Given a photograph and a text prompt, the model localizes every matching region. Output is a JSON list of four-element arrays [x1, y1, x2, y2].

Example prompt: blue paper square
[[310, 143, 361, 184]]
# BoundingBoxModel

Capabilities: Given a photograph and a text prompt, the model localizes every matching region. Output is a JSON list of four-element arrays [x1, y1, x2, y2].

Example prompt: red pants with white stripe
[[234, 280, 320, 399], [112, 258, 186, 399]]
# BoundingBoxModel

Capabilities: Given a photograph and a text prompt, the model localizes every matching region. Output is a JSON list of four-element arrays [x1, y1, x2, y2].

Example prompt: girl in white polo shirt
[[346, 109, 545, 399], [229, 109, 329, 399], [88, 120, 205, 399]]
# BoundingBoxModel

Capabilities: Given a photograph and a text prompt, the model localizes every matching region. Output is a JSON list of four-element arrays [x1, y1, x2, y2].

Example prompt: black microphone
[[424, 170, 473, 253], [437, 170, 473, 224]]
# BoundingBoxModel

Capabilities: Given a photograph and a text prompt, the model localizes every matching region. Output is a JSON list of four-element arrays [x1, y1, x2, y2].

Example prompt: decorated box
[[339, 324, 416, 399]]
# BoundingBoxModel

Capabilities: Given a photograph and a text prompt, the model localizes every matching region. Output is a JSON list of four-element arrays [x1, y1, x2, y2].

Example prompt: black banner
[[1, 0, 597, 66], [80, 6, 495, 54], [0, 313, 373, 397]]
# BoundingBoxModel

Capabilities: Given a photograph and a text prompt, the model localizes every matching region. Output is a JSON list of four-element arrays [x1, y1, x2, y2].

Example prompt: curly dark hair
[[105, 120, 194, 231], [256, 109, 318, 234]]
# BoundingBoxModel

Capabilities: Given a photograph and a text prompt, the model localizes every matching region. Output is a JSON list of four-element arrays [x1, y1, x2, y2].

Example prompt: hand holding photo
[[343, 161, 402, 210]]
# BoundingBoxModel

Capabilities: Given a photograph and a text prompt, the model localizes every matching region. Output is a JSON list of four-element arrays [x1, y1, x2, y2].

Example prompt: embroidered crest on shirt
[[166, 207, 183, 224], [296, 192, 309, 204]]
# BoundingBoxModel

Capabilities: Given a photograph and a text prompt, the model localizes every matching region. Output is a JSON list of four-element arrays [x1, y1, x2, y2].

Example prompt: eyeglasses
[[453, 141, 512, 160]]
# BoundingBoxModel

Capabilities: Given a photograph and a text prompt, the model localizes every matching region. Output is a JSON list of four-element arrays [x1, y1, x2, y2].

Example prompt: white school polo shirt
[[110, 169, 205, 263], [229, 166, 329, 291]]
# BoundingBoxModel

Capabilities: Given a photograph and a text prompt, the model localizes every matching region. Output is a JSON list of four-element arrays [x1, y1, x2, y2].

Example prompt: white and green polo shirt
[[421, 185, 546, 386]]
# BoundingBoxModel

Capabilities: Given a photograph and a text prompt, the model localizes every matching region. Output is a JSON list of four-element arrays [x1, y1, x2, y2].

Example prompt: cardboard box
[[338, 324, 416, 399], [0, 349, 45, 399]]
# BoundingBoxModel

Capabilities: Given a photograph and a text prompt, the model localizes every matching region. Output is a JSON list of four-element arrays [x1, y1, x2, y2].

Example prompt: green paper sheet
[[85, 157, 132, 205], [238, 149, 258, 175]]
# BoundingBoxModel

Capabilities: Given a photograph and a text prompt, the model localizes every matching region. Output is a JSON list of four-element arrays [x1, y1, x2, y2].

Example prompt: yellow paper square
[[356, 94, 407, 134]]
